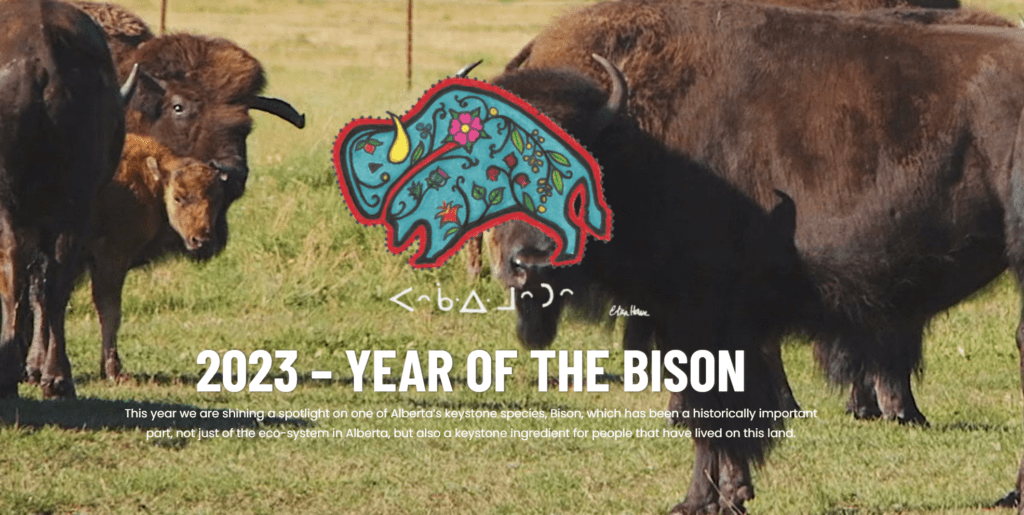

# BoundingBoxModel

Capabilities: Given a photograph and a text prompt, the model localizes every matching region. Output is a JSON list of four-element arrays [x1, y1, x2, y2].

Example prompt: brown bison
[[88, 134, 226, 380], [506, 0, 1016, 426], [489, 56, 814, 515], [72, 1, 305, 378], [502, 0, 1024, 508], [0, 0, 127, 398]]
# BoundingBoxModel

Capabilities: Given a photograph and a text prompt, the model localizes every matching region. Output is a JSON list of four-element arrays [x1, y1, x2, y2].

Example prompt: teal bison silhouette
[[332, 77, 613, 268]]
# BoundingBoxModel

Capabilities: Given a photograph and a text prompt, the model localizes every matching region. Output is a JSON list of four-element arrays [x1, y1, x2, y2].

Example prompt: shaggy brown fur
[[70, 1, 153, 65], [89, 134, 225, 380], [73, 1, 303, 378], [490, 62, 813, 515], [506, 0, 1014, 426], [0, 0, 125, 399], [502, 0, 1024, 509]]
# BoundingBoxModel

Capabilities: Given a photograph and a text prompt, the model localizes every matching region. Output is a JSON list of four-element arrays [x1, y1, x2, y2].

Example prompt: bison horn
[[120, 63, 139, 103], [455, 60, 483, 78], [249, 96, 306, 129], [591, 54, 628, 134]]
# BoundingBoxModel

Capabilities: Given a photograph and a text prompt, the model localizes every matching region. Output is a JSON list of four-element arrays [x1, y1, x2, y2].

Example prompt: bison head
[[148, 155, 226, 261], [489, 55, 626, 348], [122, 34, 304, 200]]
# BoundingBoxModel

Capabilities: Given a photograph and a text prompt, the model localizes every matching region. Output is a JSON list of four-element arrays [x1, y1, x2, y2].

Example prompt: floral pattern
[[333, 78, 611, 268]]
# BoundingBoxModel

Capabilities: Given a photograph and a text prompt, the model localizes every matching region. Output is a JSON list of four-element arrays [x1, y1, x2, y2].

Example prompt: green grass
[[4, 0, 1024, 513]]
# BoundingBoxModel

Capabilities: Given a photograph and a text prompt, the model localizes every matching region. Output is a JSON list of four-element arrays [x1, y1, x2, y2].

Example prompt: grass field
[[4, 0, 1024, 513]]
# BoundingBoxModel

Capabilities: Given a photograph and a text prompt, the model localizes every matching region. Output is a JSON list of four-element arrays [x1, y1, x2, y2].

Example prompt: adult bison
[[489, 56, 813, 514], [506, 0, 1019, 426], [0, 0, 127, 398], [70, 1, 305, 379], [504, 0, 1024, 506]]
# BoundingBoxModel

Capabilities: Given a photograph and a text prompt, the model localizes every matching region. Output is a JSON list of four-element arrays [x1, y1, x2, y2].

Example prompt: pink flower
[[449, 112, 483, 146]]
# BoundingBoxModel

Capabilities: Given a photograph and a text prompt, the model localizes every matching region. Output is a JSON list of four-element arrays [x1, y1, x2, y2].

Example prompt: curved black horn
[[249, 96, 306, 129], [455, 60, 483, 78], [120, 63, 139, 103], [591, 54, 628, 134]]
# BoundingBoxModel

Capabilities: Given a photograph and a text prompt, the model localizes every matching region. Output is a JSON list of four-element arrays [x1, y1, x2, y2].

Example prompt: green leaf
[[444, 226, 460, 239], [551, 170, 564, 194], [367, 138, 384, 146], [549, 151, 570, 167], [449, 109, 458, 120], [523, 193, 536, 213], [511, 130, 524, 154], [471, 107, 480, 119], [472, 183, 486, 201], [488, 187, 505, 206], [411, 142, 425, 163]]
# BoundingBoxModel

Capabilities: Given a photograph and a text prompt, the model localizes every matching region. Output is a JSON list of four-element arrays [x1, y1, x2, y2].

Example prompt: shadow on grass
[[0, 397, 307, 431], [813, 495, 1009, 515]]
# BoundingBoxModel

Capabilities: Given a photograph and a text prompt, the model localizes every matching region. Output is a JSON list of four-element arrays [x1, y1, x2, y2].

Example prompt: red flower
[[513, 174, 530, 187], [503, 153, 518, 170], [364, 143, 376, 153], [435, 200, 461, 226], [486, 167, 501, 181]]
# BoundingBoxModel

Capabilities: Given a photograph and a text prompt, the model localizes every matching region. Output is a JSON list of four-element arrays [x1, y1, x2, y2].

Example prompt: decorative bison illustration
[[333, 78, 612, 268]]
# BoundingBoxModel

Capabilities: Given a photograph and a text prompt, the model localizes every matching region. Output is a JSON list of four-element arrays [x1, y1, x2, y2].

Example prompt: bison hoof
[[846, 398, 882, 420], [41, 376, 76, 399], [994, 490, 1019, 508], [101, 359, 123, 381], [895, 411, 929, 427], [24, 368, 41, 385]]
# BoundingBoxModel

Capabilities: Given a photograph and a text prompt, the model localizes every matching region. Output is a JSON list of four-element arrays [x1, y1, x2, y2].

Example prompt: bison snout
[[185, 234, 209, 251]]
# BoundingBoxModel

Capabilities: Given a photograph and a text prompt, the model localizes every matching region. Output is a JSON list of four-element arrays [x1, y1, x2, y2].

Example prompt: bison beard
[[489, 60, 814, 514]]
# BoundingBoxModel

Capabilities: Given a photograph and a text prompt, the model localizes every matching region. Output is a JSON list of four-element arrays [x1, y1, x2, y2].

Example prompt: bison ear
[[146, 156, 161, 181]]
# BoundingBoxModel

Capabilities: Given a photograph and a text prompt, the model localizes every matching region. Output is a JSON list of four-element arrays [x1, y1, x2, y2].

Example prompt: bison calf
[[89, 134, 226, 379]]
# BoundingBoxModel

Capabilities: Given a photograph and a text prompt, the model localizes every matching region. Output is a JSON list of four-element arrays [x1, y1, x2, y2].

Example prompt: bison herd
[[6, 0, 1024, 512], [0, 0, 304, 398]]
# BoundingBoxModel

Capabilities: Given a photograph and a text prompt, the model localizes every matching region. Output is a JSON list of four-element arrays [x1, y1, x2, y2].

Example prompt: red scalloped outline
[[332, 77, 613, 269]]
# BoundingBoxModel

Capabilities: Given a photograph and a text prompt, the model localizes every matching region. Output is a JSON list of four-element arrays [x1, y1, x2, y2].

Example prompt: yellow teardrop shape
[[386, 111, 410, 164]]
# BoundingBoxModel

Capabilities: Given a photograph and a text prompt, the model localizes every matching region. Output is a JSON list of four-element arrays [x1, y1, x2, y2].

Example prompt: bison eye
[[173, 103, 185, 114], [175, 196, 183, 204]]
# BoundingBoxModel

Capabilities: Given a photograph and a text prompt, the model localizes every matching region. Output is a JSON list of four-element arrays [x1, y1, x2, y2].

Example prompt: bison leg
[[0, 211, 22, 398], [1010, 269, 1024, 512], [465, 234, 483, 279], [764, 338, 800, 412], [36, 239, 79, 399], [672, 437, 723, 515], [869, 323, 927, 425], [846, 371, 882, 420], [89, 250, 131, 381]]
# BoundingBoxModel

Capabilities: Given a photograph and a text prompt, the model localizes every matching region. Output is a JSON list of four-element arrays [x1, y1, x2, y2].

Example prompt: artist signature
[[609, 305, 649, 317]]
